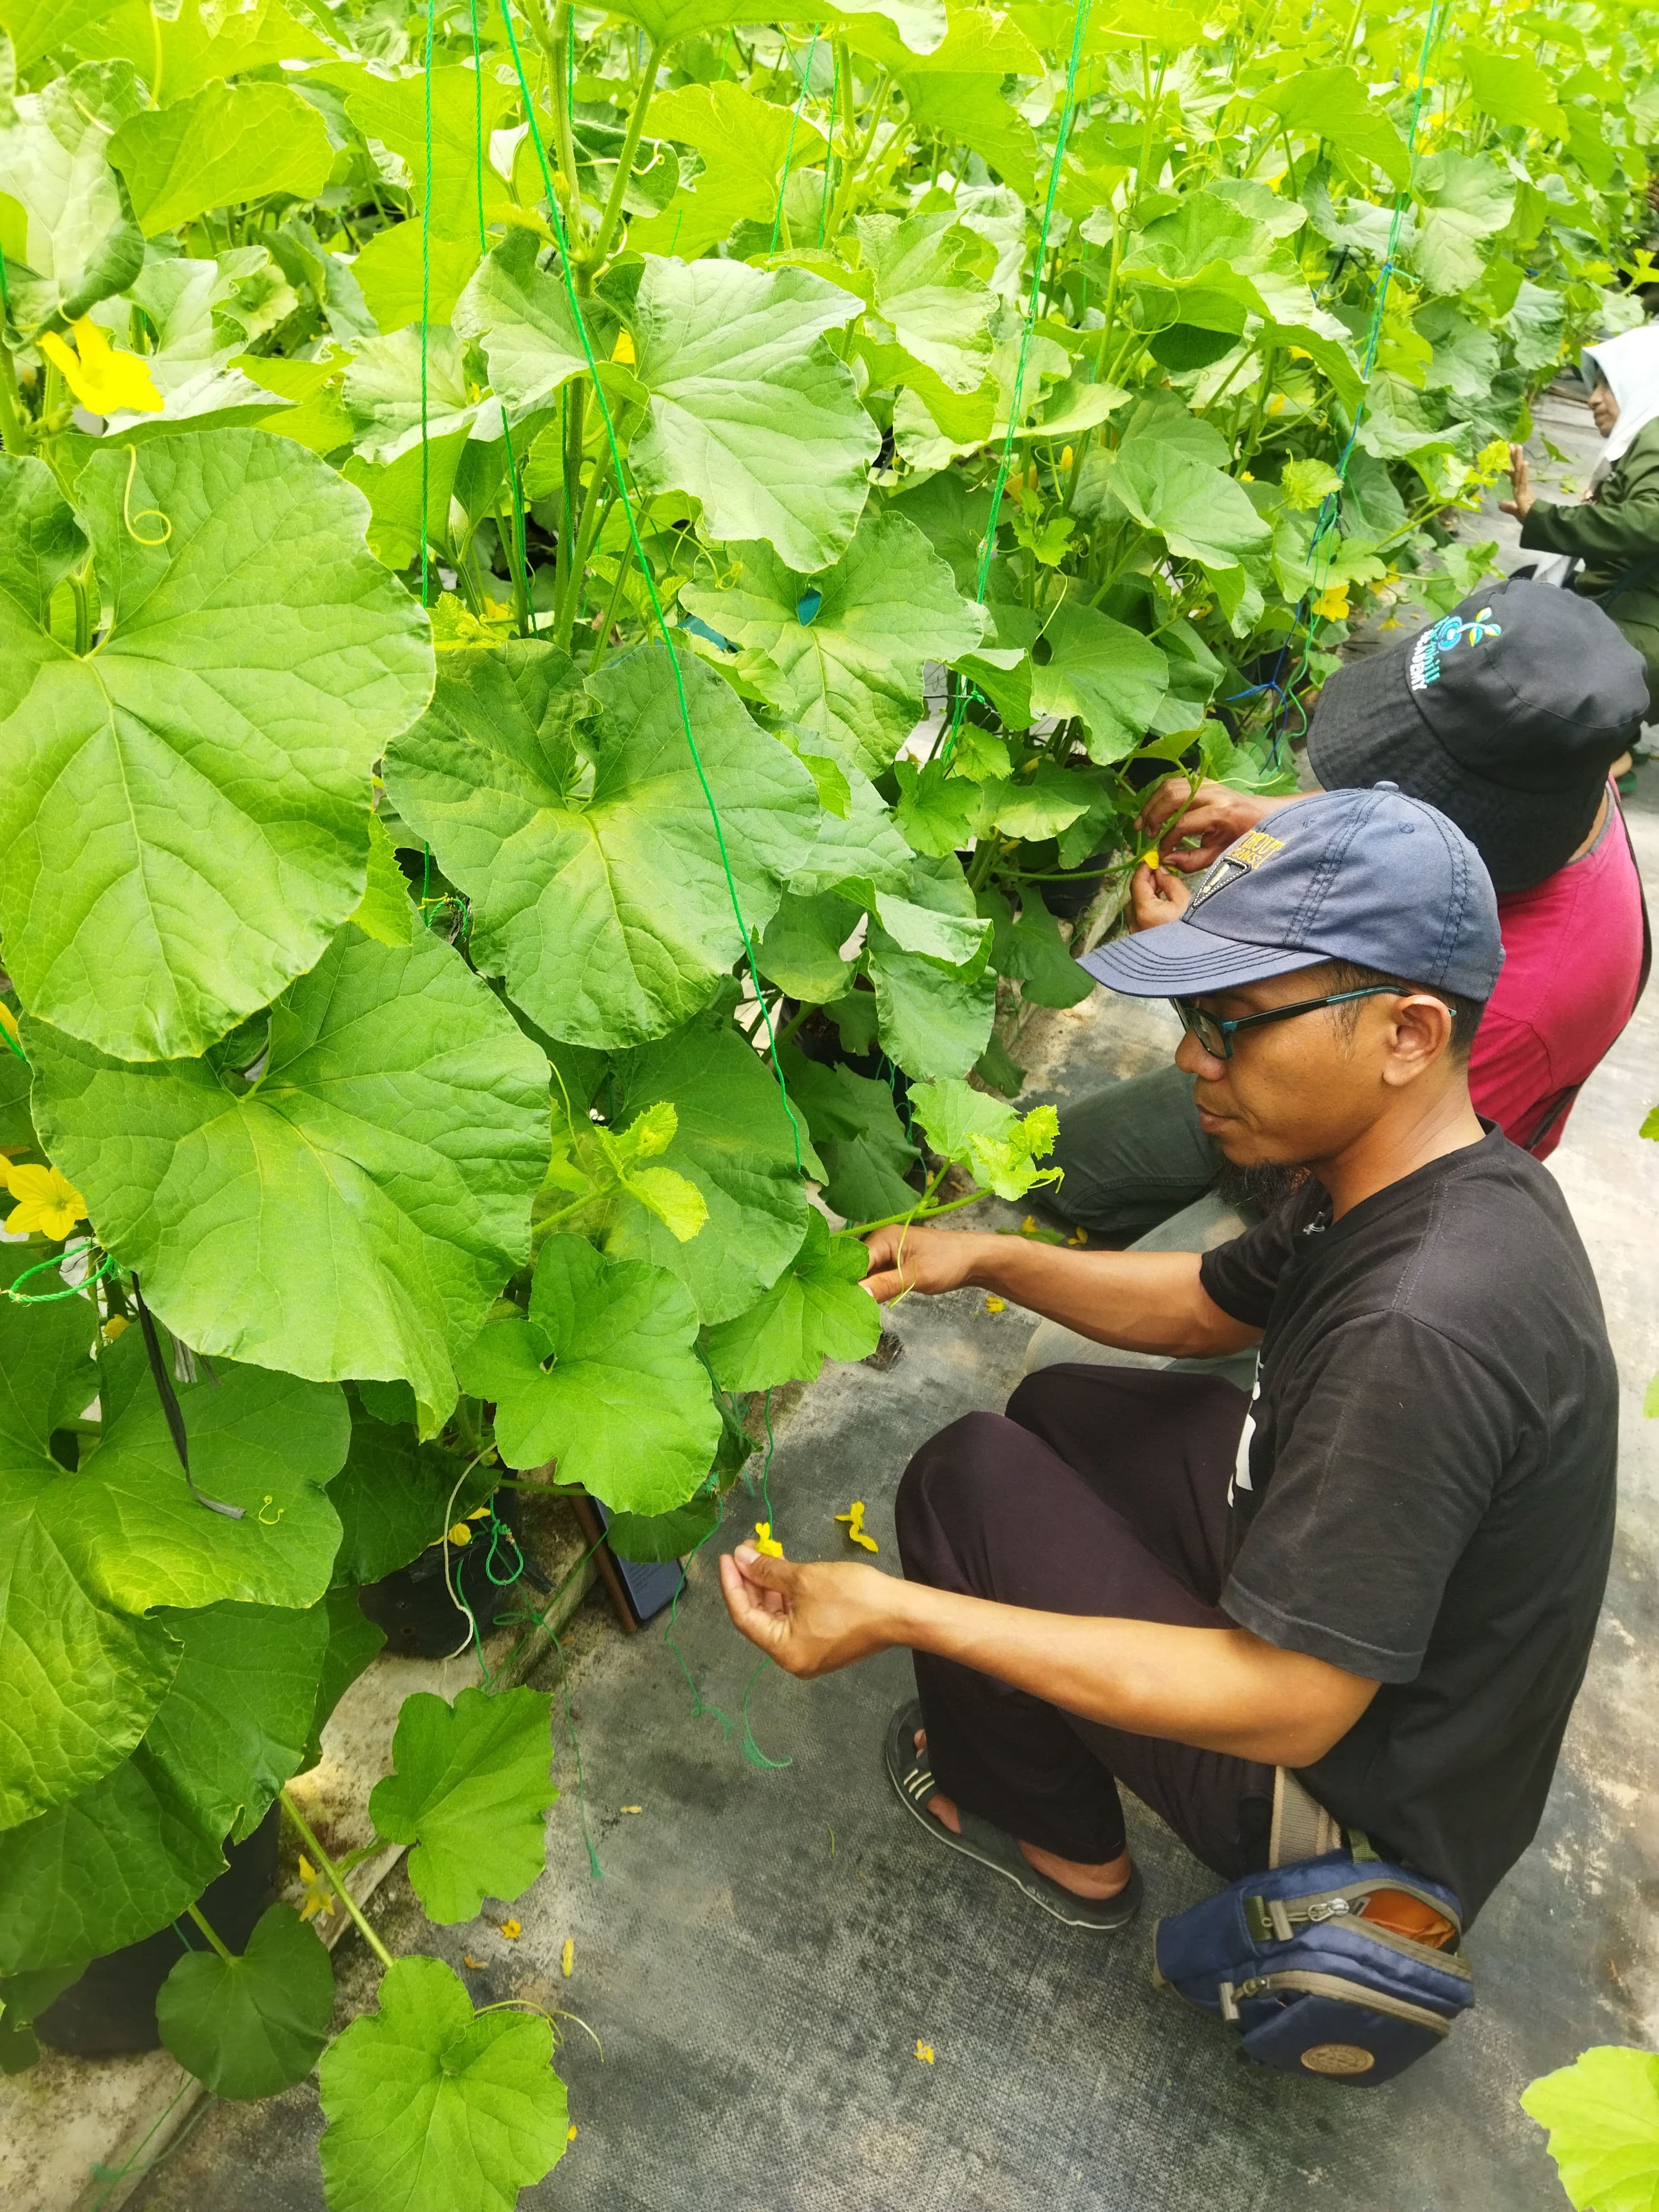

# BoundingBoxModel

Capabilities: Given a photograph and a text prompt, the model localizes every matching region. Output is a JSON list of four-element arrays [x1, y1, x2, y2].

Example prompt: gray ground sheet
[[125, 398, 1659, 2212]]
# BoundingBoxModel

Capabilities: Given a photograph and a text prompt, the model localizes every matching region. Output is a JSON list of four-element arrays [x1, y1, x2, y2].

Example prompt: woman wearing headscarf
[[1503, 321, 1659, 698]]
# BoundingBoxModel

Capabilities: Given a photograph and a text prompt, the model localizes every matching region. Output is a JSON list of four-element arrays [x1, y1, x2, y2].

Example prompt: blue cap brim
[[1079, 920, 1330, 997]]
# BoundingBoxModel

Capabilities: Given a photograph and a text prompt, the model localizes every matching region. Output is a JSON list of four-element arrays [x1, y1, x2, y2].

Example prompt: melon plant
[[0, 0, 1651, 2199]]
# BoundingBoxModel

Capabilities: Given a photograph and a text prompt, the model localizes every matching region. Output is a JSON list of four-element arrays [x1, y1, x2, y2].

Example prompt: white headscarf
[[1581, 321, 1659, 472]]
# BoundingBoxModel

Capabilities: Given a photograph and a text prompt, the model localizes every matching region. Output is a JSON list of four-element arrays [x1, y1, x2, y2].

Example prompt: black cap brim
[[1307, 650, 1607, 894], [1079, 923, 1329, 997]]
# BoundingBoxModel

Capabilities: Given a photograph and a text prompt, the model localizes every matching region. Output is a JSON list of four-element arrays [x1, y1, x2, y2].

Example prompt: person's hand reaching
[[718, 1545, 900, 1677], [1135, 777, 1284, 874], [861, 1223, 987, 1303], [1129, 857, 1192, 932], [1500, 444, 1535, 521]]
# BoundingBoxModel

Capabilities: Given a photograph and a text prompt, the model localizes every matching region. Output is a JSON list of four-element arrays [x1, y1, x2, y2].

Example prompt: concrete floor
[[118, 395, 1659, 2212]]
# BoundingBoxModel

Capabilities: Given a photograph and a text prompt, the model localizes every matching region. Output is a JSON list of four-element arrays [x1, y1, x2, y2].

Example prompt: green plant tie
[[489, 2, 807, 1173], [2, 1240, 114, 1303], [940, 0, 1095, 764]]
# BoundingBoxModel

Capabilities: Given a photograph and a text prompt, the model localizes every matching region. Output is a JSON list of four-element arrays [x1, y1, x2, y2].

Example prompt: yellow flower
[[447, 1521, 472, 1546], [567, 2124, 579, 2142], [1287, 346, 1310, 361], [39, 319, 164, 416], [610, 329, 636, 366], [754, 1522, 784, 1557], [2, 1160, 88, 1240], [1238, 469, 1254, 483], [500, 1918, 522, 1939], [620, 1804, 643, 1814], [984, 1295, 1005, 1314], [1060, 445, 1074, 473], [296, 1855, 337, 1923], [1067, 1227, 1088, 1247], [463, 1953, 486, 1968], [1138, 847, 1162, 869], [102, 1314, 130, 1342], [834, 1501, 880, 1553], [561, 1937, 575, 1978], [1267, 393, 1285, 416], [1310, 584, 1350, 623], [915, 2040, 936, 2064]]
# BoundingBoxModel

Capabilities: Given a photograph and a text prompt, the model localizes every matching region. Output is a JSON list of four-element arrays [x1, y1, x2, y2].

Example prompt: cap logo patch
[[1408, 606, 1502, 692], [1191, 826, 1284, 907]]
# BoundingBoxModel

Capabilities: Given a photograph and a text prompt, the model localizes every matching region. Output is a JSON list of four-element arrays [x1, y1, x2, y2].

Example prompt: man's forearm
[[885, 1578, 1374, 1770], [956, 1233, 1259, 1358]]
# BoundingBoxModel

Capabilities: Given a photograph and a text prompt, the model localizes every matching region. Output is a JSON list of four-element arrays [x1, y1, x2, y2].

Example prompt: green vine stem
[[587, 40, 664, 269], [279, 1788, 395, 1973], [184, 1901, 234, 1962]]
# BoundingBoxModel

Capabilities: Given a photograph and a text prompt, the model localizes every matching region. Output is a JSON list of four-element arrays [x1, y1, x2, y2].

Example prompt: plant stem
[[588, 41, 663, 269], [774, 999, 815, 1050], [545, 0, 582, 241], [185, 1901, 234, 1963], [279, 1789, 395, 1973], [0, 338, 29, 453]]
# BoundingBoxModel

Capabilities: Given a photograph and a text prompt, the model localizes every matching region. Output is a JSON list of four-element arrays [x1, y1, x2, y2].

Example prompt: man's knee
[[895, 1411, 1024, 1580]]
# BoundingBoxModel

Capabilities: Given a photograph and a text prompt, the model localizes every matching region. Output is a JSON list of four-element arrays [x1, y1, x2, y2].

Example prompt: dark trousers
[[894, 1364, 1275, 1879]]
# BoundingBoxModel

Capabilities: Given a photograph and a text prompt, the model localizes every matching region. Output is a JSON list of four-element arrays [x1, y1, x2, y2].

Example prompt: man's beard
[[1214, 1157, 1308, 1217]]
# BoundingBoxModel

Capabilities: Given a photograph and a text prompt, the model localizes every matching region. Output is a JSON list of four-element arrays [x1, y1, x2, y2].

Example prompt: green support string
[[419, 0, 436, 608], [3, 1241, 115, 1304], [488, 0, 807, 1173], [769, 25, 823, 254], [940, 0, 1095, 765]]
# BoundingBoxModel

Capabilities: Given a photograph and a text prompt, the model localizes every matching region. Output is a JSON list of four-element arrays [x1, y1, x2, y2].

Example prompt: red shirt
[[1470, 790, 1646, 1157]]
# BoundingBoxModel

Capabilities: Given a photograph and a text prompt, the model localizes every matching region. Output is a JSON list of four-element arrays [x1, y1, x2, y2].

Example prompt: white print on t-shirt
[[1228, 1359, 1263, 1506]]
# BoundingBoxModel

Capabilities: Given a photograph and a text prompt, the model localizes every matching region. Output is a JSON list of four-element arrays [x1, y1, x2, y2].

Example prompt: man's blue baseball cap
[[1080, 783, 1505, 1001]]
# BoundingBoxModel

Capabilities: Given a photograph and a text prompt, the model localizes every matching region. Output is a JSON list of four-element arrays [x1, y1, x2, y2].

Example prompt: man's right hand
[[862, 1223, 987, 1303], [1136, 777, 1285, 874]]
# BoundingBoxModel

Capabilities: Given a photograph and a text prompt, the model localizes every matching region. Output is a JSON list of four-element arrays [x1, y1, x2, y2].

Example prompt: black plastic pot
[[357, 1488, 546, 1660], [33, 1807, 280, 2059]]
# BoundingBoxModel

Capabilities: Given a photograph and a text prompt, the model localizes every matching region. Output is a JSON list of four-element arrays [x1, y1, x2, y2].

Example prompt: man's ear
[[1381, 992, 1456, 1084]]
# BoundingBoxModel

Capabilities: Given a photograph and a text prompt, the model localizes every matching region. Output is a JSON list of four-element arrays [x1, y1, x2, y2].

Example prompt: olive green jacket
[[1520, 416, 1659, 699]]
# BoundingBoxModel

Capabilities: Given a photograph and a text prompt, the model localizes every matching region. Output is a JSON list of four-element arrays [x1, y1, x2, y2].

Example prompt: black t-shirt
[[1198, 1124, 1617, 1923]]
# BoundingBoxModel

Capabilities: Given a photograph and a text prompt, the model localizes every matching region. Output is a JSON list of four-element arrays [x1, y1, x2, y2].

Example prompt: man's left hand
[[718, 1545, 901, 1677]]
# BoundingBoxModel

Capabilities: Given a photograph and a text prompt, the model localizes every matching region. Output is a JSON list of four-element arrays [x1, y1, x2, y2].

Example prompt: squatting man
[[718, 785, 1616, 1939]]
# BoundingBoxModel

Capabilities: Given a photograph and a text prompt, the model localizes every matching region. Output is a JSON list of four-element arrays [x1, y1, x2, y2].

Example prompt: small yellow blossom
[[1267, 393, 1285, 416], [834, 1501, 880, 1554], [463, 1953, 486, 1968], [753, 1522, 784, 1557], [102, 1313, 130, 1342], [984, 1295, 1005, 1314], [915, 2040, 936, 2064], [1310, 584, 1351, 623], [1060, 445, 1074, 473], [1287, 346, 1311, 361], [500, 1918, 521, 1939], [39, 319, 164, 416], [620, 1804, 643, 1814], [1138, 847, 1162, 869], [567, 2123, 579, 2142], [561, 1937, 575, 1978], [1067, 1227, 1088, 1247], [611, 330, 636, 366], [2, 1160, 88, 1240], [0, 1003, 20, 1051], [447, 1521, 472, 1546], [296, 1855, 337, 1923], [1022, 1214, 1036, 1232]]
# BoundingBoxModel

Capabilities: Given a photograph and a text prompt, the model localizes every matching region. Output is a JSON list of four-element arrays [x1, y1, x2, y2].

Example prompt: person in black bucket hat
[[718, 785, 1618, 1953], [1021, 581, 1650, 1282]]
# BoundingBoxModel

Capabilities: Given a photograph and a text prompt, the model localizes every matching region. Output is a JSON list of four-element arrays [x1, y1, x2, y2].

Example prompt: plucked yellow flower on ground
[[567, 2124, 578, 2142], [915, 2041, 936, 2064], [500, 1918, 522, 1939], [1, 1160, 88, 1240], [561, 1938, 575, 1978], [984, 1295, 1005, 1314], [296, 1855, 337, 1923], [39, 319, 163, 415], [834, 1501, 879, 1554], [1310, 583, 1351, 622], [754, 1522, 784, 1557]]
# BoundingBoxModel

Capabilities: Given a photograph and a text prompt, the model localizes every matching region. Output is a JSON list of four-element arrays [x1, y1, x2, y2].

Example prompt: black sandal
[[883, 1700, 1143, 1933]]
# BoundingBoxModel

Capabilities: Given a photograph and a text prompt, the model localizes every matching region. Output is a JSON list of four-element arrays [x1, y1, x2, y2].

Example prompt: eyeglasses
[[1170, 985, 1417, 1061]]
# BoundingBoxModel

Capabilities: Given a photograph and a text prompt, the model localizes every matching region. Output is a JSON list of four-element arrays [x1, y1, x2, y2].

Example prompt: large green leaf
[[460, 1235, 721, 1514], [755, 890, 861, 1004], [29, 928, 551, 1434], [781, 732, 915, 899], [0, 1261, 178, 1832], [74, 0, 335, 102], [1028, 603, 1170, 764], [352, 222, 482, 337], [1088, 444, 1270, 577], [600, 1005, 814, 1323], [367, 1686, 555, 1924], [59, 1360, 348, 1615], [702, 1212, 879, 1389], [158, 1902, 334, 2101], [453, 229, 594, 417], [329, 1399, 473, 1585], [319, 1955, 568, 2212], [0, 61, 145, 327], [1256, 66, 1410, 189], [866, 926, 997, 1079], [323, 62, 517, 245], [0, 434, 433, 1063], [384, 640, 820, 1050], [342, 327, 481, 463], [680, 510, 983, 775], [629, 255, 877, 571], [1520, 2046, 1659, 2212], [1462, 47, 1568, 138], [1410, 153, 1517, 296], [108, 80, 333, 238], [778, 1046, 921, 1221], [909, 1077, 1060, 1201], [0, 1599, 327, 1973], [633, 82, 827, 259]]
